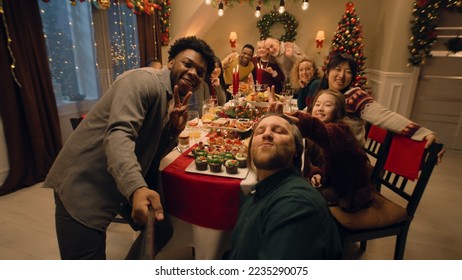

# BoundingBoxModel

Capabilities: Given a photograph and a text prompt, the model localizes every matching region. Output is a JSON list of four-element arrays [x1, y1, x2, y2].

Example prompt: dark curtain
[[0, 0, 62, 195], [137, 12, 162, 67]]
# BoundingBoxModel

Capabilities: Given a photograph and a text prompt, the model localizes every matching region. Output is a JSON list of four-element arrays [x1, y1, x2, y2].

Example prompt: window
[[108, 4, 140, 80], [38, 1, 99, 105]]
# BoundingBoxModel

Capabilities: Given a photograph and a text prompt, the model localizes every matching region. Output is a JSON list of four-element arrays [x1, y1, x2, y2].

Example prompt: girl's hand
[[310, 174, 323, 188]]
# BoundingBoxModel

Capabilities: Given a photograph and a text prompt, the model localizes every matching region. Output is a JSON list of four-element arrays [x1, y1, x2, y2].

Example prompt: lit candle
[[232, 67, 238, 95]]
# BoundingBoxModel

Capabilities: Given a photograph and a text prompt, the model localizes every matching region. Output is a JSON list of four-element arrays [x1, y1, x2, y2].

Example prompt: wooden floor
[[0, 149, 461, 260]]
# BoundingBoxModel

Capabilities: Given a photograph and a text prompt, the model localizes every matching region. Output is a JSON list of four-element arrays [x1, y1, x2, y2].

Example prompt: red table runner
[[162, 148, 242, 230]]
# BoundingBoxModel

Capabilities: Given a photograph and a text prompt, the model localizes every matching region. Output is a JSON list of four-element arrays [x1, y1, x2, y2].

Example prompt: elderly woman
[[251, 40, 285, 93]]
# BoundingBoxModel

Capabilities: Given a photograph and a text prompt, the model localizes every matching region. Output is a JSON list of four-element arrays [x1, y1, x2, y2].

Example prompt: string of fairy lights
[[0, 0, 21, 88], [110, 4, 140, 77], [39, 2, 99, 101]]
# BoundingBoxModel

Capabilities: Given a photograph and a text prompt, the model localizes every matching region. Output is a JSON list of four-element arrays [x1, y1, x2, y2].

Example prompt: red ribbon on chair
[[162, 151, 242, 230], [367, 125, 387, 143], [383, 135, 426, 181]]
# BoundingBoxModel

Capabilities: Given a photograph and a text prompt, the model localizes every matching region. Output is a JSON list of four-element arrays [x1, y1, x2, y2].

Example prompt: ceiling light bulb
[[205, 0, 212, 5], [279, 0, 285, 13], [302, 1, 309, 11], [255, 6, 261, 17], [218, 2, 224, 16]]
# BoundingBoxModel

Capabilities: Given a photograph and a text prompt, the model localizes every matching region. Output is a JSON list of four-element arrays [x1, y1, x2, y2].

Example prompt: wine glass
[[282, 90, 294, 113], [187, 110, 200, 144]]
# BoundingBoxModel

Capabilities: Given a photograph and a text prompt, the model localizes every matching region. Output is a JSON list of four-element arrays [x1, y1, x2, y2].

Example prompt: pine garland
[[257, 11, 298, 42], [42, 0, 171, 46], [408, 0, 462, 66]]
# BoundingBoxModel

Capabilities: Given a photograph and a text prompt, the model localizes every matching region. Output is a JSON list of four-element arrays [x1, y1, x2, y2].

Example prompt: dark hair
[[317, 53, 358, 94], [248, 113, 304, 171], [242, 43, 255, 54], [168, 36, 216, 78], [310, 89, 346, 123], [213, 56, 226, 92]]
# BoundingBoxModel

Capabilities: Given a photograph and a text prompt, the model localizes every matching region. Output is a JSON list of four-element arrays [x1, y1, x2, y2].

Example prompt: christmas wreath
[[257, 11, 298, 42]]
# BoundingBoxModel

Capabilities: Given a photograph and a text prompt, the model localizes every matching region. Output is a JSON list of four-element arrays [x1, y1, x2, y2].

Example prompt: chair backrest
[[70, 117, 84, 130], [371, 133, 443, 217], [364, 124, 388, 160]]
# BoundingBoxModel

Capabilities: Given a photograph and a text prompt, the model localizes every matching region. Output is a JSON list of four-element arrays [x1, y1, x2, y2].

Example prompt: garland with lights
[[408, 0, 462, 66], [41, 0, 171, 46], [257, 10, 298, 42], [0, 0, 22, 88]]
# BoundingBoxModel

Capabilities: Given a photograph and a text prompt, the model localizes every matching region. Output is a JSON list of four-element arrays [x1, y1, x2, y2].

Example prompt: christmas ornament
[[92, 0, 110, 9]]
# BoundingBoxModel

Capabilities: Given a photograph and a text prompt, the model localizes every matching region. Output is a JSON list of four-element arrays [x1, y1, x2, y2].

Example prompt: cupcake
[[235, 153, 247, 168], [225, 159, 239, 174], [223, 152, 234, 161], [195, 156, 208, 171], [192, 141, 207, 157], [208, 155, 224, 173]]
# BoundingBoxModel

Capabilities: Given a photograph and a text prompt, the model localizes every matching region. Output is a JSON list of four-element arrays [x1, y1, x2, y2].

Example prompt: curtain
[[0, 0, 62, 195], [137, 12, 162, 67]]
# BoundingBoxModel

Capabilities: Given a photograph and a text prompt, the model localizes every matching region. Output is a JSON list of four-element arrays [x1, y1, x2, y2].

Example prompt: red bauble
[[126, 0, 133, 9]]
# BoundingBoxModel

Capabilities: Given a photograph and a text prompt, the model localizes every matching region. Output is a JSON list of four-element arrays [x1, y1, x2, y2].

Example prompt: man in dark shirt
[[228, 113, 342, 259]]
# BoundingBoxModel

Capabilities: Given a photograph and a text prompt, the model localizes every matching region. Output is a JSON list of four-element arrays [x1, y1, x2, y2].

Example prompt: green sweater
[[229, 168, 342, 260]]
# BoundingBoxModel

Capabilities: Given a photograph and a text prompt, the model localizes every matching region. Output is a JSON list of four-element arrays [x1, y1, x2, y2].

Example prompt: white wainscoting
[[366, 68, 420, 118]]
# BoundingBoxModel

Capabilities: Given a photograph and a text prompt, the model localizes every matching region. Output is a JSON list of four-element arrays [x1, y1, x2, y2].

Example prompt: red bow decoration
[[229, 39, 237, 49], [346, 2, 355, 14], [316, 39, 324, 49]]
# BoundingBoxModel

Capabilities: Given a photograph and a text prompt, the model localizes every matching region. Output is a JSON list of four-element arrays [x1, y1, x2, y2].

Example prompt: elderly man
[[228, 113, 342, 259], [264, 37, 305, 79]]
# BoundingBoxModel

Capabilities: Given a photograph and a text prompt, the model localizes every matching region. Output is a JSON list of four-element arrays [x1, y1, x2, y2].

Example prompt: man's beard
[[251, 147, 292, 170]]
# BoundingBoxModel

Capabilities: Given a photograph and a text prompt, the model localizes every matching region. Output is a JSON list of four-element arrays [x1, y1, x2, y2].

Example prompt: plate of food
[[185, 152, 249, 179], [208, 118, 253, 132], [245, 91, 282, 104]]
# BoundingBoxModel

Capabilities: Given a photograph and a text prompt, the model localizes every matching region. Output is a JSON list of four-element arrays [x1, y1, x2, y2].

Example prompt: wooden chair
[[330, 133, 444, 259], [363, 124, 388, 160], [69, 117, 84, 130]]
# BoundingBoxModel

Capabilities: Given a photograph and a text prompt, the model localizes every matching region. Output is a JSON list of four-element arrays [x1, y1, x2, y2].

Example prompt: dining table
[[157, 97, 299, 259], [158, 130, 257, 260]]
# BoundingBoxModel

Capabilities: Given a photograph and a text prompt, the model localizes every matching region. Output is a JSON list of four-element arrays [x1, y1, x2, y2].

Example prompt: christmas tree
[[327, 2, 367, 88]]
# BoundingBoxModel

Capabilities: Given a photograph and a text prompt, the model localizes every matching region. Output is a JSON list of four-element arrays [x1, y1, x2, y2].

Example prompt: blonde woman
[[290, 57, 321, 110]]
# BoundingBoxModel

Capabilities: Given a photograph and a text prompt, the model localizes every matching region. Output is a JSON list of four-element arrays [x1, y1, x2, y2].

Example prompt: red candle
[[257, 63, 262, 85], [232, 67, 238, 95]]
